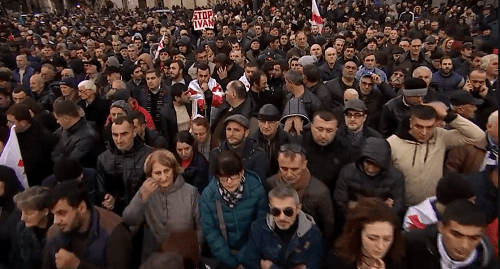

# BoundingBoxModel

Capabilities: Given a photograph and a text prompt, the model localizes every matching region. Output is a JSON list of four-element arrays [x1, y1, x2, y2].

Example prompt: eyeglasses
[[270, 207, 295, 217], [345, 112, 365, 119], [279, 144, 306, 154], [218, 172, 242, 183]]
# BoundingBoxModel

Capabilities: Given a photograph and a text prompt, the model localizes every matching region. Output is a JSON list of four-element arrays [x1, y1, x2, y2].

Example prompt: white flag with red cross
[[0, 126, 29, 189], [311, 0, 323, 32]]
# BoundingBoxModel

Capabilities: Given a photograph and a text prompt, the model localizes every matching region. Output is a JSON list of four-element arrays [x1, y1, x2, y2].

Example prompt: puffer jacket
[[243, 211, 323, 269], [51, 118, 102, 168], [387, 114, 484, 206], [334, 137, 405, 217], [96, 136, 154, 214], [208, 138, 268, 183], [405, 225, 498, 269], [200, 170, 268, 268], [122, 175, 202, 262]]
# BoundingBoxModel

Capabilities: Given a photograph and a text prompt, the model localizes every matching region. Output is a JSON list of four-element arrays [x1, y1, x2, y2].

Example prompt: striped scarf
[[146, 90, 163, 123]]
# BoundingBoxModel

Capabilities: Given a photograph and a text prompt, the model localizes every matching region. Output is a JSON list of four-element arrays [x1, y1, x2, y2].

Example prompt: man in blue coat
[[244, 185, 323, 269]]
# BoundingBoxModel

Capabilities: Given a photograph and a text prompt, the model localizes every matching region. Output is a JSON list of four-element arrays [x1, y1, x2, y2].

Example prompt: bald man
[[13, 55, 35, 88], [30, 74, 56, 111]]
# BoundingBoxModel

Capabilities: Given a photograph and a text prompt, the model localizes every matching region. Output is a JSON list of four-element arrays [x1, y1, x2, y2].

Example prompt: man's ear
[[78, 200, 87, 214], [437, 221, 445, 234], [244, 129, 249, 138]]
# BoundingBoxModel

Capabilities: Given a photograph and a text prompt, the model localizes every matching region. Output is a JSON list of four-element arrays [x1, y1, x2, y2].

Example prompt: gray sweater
[[122, 175, 203, 261]]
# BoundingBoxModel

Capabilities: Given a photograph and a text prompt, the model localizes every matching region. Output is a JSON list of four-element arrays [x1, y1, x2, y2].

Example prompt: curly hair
[[334, 197, 405, 265]]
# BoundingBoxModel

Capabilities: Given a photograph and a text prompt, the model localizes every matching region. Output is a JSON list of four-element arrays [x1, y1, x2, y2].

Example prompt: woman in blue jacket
[[200, 150, 268, 269]]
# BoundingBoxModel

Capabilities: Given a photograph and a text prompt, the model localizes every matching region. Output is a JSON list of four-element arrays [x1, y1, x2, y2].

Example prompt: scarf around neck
[[437, 233, 478, 269], [218, 175, 246, 208]]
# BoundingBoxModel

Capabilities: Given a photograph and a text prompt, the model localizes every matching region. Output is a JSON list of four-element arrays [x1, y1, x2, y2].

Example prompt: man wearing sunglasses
[[265, 143, 334, 249], [244, 185, 323, 269]]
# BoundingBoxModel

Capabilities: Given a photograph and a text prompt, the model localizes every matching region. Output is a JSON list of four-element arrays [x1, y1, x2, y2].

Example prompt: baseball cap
[[450, 90, 484, 106], [344, 99, 367, 112], [424, 35, 436, 44], [224, 114, 249, 129]]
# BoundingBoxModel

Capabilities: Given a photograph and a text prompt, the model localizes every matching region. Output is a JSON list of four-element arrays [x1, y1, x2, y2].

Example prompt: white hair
[[488, 110, 498, 125], [480, 54, 498, 71], [344, 88, 359, 98], [412, 66, 432, 78], [78, 80, 97, 93]]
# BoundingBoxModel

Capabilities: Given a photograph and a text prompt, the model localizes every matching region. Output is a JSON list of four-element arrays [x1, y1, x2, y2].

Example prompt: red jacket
[[105, 99, 156, 130]]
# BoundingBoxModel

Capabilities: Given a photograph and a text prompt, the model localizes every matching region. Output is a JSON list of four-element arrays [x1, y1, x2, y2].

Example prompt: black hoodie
[[0, 165, 22, 265]]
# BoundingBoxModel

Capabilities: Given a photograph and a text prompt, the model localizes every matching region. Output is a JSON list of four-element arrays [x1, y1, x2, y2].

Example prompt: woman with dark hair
[[174, 131, 209, 194], [323, 197, 406, 269], [200, 150, 267, 269], [122, 149, 203, 264]]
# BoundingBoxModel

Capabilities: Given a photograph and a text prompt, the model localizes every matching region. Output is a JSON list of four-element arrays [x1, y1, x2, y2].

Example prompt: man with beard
[[43, 180, 133, 269], [397, 38, 431, 78], [336, 43, 361, 67], [208, 114, 268, 181], [389, 67, 406, 93], [318, 47, 342, 82], [164, 60, 192, 87], [431, 57, 465, 98], [159, 83, 192, 150], [452, 43, 475, 78], [126, 65, 147, 108]]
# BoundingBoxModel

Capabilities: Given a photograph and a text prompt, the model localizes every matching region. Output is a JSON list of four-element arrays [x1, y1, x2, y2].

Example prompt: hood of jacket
[[356, 137, 392, 171], [265, 210, 315, 237], [137, 53, 154, 70]]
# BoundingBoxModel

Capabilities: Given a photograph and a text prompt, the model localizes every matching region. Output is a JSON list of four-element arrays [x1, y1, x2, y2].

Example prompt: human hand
[[463, 79, 473, 92], [478, 84, 488, 98], [102, 193, 115, 210], [425, 102, 448, 119], [348, 200, 358, 209], [260, 260, 273, 269], [371, 73, 382, 85], [384, 198, 394, 208], [293, 116, 303, 135], [141, 178, 158, 202], [55, 248, 80, 269], [217, 66, 228, 80]]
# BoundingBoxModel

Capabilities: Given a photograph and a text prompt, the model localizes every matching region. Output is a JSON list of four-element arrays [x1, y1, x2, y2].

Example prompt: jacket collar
[[266, 210, 315, 237], [67, 118, 85, 135]]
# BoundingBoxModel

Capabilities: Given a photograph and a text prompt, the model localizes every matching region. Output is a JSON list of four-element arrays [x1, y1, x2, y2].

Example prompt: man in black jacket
[[212, 53, 244, 90], [30, 74, 56, 112], [6, 104, 57, 186], [129, 110, 167, 149], [318, 47, 343, 82], [209, 114, 268, 181], [159, 83, 192, 150], [379, 78, 428, 137], [303, 64, 333, 112], [334, 137, 405, 218], [250, 104, 296, 177], [301, 111, 355, 192], [405, 200, 498, 269], [51, 100, 102, 168], [396, 38, 431, 78], [325, 61, 360, 108], [77, 80, 110, 134], [96, 116, 154, 215]]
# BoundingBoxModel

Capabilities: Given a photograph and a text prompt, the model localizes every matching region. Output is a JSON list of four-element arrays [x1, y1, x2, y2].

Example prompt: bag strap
[[215, 200, 229, 242]]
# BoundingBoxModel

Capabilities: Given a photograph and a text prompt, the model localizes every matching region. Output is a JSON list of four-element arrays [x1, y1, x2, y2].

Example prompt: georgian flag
[[0, 126, 29, 189], [154, 35, 165, 60], [311, 0, 323, 32]]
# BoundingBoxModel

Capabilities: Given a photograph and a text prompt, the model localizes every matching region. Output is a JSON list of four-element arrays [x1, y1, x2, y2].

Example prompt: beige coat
[[387, 115, 484, 206]]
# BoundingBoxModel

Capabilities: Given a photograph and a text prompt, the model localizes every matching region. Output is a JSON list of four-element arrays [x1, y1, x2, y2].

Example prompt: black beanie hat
[[53, 159, 84, 183]]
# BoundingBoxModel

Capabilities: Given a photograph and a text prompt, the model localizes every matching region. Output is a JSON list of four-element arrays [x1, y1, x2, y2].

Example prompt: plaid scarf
[[218, 176, 246, 208], [481, 135, 498, 171]]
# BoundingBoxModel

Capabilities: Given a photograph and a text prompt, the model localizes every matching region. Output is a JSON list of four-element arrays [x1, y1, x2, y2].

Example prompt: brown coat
[[445, 136, 487, 174]]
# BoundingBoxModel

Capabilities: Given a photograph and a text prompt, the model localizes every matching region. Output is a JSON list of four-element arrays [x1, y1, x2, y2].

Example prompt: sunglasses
[[270, 207, 295, 217], [279, 144, 305, 154]]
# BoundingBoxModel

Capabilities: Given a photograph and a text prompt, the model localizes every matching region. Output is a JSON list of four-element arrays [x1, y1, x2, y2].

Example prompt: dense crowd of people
[[0, 0, 498, 268]]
